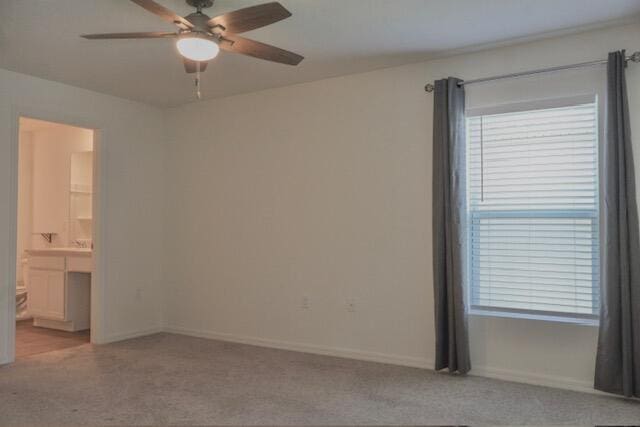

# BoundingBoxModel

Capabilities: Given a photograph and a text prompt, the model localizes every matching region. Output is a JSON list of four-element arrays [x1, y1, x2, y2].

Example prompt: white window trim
[[469, 307, 599, 327], [465, 94, 601, 324], [466, 94, 598, 118]]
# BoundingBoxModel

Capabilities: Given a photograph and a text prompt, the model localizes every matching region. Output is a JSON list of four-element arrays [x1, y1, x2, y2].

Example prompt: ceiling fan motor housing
[[184, 12, 214, 34]]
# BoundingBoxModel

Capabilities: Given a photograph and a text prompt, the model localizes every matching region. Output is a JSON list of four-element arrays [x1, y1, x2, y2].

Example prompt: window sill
[[469, 309, 599, 327]]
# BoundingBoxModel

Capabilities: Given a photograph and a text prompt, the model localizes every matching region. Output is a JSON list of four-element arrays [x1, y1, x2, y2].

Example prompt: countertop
[[26, 248, 92, 257]]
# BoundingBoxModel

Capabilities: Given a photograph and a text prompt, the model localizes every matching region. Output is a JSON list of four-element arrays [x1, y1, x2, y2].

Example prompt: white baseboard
[[163, 325, 605, 396], [164, 326, 433, 369], [101, 326, 164, 344]]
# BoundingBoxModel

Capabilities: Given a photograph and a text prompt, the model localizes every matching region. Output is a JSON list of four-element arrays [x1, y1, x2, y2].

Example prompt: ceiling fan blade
[[183, 59, 209, 74], [219, 35, 303, 66], [81, 31, 178, 39], [207, 2, 291, 34], [129, 0, 194, 29]]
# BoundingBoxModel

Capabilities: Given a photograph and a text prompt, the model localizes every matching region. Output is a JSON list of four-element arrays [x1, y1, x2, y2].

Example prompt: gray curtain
[[595, 50, 640, 398], [432, 77, 470, 374]]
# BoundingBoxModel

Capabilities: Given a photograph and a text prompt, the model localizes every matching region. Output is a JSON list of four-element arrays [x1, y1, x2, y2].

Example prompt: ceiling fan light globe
[[176, 36, 219, 62]]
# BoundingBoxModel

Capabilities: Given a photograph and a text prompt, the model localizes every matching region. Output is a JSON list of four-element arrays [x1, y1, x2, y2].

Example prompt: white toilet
[[16, 258, 29, 320]]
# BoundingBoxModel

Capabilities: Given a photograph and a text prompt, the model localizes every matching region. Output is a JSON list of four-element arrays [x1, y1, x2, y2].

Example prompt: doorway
[[13, 117, 97, 359]]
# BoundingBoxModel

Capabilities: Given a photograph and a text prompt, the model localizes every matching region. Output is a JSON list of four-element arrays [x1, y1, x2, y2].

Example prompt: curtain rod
[[424, 51, 640, 92]]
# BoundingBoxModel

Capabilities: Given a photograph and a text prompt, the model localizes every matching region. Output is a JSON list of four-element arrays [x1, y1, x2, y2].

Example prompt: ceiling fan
[[81, 0, 304, 74]]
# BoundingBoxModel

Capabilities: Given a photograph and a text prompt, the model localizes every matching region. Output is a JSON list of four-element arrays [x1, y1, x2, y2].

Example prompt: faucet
[[72, 239, 90, 249]]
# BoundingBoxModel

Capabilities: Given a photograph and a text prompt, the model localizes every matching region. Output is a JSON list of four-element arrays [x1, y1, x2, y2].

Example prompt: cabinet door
[[27, 269, 49, 317], [47, 271, 66, 320], [27, 269, 66, 320]]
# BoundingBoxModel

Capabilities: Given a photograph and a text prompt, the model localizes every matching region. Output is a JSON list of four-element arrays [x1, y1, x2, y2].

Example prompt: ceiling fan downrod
[[186, 0, 214, 14]]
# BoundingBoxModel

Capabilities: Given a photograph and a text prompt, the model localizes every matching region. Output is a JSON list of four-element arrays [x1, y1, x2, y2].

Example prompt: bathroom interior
[[15, 117, 94, 359]]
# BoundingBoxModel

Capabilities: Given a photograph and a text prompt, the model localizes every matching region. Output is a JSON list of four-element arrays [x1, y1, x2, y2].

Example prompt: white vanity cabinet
[[26, 249, 92, 332], [28, 268, 66, 320]]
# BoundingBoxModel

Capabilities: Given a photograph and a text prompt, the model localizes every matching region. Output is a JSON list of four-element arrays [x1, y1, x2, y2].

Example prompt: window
[[466, 100, 600, 321]]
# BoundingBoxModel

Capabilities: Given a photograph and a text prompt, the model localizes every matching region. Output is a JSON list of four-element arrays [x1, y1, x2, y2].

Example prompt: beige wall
[[16, 124, 93, 282], [164, 23, 640, 392], [0, 68, 167, 362], [29, 124, 93, 247], [16, 124, 92, 286]]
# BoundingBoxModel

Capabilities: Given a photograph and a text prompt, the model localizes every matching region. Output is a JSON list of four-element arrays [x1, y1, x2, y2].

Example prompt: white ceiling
[[1, 1, 639, 107]]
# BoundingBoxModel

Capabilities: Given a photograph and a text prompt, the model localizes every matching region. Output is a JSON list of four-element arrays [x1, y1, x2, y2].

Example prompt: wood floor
[[15, 319, 90, 359]]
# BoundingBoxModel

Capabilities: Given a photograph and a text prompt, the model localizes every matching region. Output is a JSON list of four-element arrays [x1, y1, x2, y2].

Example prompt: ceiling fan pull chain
[[195, 63, 202, 100]]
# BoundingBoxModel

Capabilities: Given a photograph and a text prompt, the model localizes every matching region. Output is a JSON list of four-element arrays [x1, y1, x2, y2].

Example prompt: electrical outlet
[[135, 288, 142, 301], [346, 298, 356, 313], [301, 296, 310, 309]]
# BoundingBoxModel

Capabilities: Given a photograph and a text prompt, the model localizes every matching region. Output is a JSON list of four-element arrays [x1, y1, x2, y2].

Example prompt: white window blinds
[[467, 102, 600, 319]]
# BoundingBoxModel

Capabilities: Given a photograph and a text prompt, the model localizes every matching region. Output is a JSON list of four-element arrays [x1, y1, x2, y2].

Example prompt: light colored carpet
[[0, 332, 638, 425]]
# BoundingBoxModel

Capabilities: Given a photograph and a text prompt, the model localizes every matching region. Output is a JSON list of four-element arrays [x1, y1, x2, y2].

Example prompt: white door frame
[[1, 106, 108, 363]]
